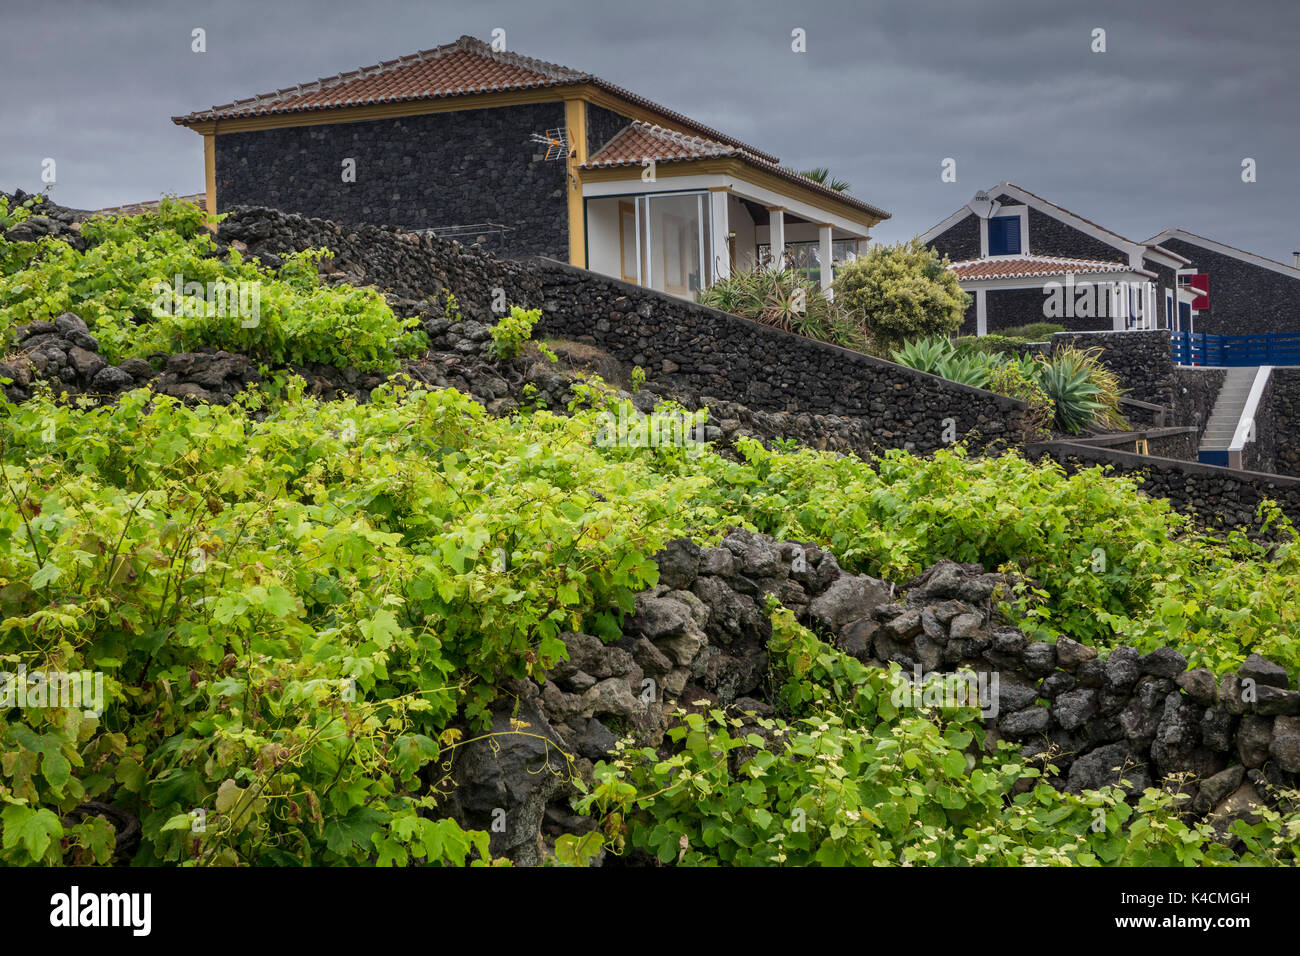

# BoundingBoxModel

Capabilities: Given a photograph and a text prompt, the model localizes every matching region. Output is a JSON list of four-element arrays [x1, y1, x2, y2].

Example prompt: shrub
[[489, 305, 548, 359], [985, 361, 1053, 441], [832, 239, 970, 349], [890, 335, 956, 375], [957, 333, 1023, 356], [1000, 322, 1066, 341]]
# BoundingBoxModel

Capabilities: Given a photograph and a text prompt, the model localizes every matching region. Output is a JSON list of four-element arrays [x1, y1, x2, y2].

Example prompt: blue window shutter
[[988, 216, 1021, 255], [988, 217, 1005, 255], [1003, 216, 1021, 254]]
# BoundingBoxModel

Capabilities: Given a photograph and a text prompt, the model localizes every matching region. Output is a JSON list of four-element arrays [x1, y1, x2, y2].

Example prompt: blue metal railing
[[1171, 330, 1300, 367]]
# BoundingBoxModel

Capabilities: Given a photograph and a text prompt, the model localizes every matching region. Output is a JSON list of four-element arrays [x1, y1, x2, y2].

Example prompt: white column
[[976, 289, 987, 336], [818, 224, 834, 294], [768, 207, 785, 271], [710, 189, 730, 283]]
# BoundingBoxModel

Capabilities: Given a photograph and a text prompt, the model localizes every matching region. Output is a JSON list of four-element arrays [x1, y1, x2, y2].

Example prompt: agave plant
[[699, 267, 847, 347], [1037, 346, 1129, 433], [942, 351, 1001, 388], [1037, 351, 1105, 433], [890, 335, 957, 375]]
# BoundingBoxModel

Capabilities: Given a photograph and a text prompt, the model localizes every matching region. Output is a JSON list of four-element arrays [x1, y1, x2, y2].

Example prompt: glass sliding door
[[638, 192, 711, 299]]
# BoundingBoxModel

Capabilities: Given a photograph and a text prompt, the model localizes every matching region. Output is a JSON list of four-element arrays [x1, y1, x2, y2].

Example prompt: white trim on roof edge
[[1147, 229, 1300, 280], [581, 173, 874, 238]]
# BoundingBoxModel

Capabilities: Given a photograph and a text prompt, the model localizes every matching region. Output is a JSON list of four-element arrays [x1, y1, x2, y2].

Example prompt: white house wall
[[586, 197, 623, 278]]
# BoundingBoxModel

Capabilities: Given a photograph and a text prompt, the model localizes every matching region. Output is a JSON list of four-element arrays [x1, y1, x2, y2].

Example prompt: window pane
[[646, 194, 704, 296]]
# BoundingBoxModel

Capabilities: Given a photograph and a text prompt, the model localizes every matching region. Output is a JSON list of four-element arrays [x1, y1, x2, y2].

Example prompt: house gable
[[1150, 230, 1300, 335], [922, 182, 1188, 330]]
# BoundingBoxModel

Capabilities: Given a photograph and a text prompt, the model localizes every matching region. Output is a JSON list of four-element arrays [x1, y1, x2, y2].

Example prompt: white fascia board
[[724, 174, 873, 237], [1143, 247, 1191, 269], [583, 173, 871, 238], [582, 174, 728, 198], [1148, 229, 1300, 280]]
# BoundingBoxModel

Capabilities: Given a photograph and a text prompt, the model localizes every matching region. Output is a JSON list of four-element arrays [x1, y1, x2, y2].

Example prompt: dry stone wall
[[452, 529, 1300, 864]]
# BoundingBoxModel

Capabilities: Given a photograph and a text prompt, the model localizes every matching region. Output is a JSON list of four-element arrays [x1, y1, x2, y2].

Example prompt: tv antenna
[[530, 127, 571, 161]]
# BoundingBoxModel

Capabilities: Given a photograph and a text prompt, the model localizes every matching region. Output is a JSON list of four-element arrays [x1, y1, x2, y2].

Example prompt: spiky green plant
[[799, 167, 852, 192], [890, 335, 957, 375]]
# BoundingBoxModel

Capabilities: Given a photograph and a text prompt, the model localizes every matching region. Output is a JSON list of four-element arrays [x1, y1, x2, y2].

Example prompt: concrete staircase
[[1198, 367, 1260, 463]]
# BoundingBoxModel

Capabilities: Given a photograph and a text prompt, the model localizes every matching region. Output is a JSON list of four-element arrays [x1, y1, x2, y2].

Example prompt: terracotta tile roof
[[95, 194, 208, 216], [948, 254, 1154, 281], [173, 35, 778, 163], [584, 122, 891, 222], [584, 122, 735, 165]]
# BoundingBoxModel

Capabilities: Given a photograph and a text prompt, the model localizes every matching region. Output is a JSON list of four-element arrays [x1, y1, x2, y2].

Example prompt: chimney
[[1294, 251, 1299, 269]]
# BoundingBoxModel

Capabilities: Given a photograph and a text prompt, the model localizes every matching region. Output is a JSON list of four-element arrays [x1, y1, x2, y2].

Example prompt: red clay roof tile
[[948, 255, 1151, 281], [174, 35, 779, 163]]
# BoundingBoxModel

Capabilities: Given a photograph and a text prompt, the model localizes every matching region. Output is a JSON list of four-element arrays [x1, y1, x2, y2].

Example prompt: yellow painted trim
[[565, 98, 587, 268], [707, 185, 732, 192], [203, 134, 217, 216], [581, 159, 886, 230]]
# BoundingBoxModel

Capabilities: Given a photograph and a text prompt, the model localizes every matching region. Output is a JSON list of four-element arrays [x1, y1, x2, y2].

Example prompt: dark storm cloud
[[2, 0, 1296, 261]]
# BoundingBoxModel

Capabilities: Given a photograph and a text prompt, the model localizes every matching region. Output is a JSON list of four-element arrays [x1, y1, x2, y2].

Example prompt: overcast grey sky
[[2, 0, 1297, 262]]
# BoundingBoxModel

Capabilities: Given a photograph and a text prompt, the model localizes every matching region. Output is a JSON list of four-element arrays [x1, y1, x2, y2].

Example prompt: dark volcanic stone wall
[[1172, 366, 1227, 443], [530, 262, 1033, 452], [989, 287, 1117, 333], [586, 104, 630, 155], [1265, 368, 1300, 477], [1051, 330, 1174, 406], [1242, 372, 1278, 475], [466, 531, 1300, 862], [209, 204, 1300, 529], [215, 206, 1034, 454], [1159, 236, 1300, 335], [1013, 200, 1126, 263], [1143, 428, 1198, 461], [215, 103, 570, 259], [1030, 441, 1300, 529], [927, 211, 980, 262]]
